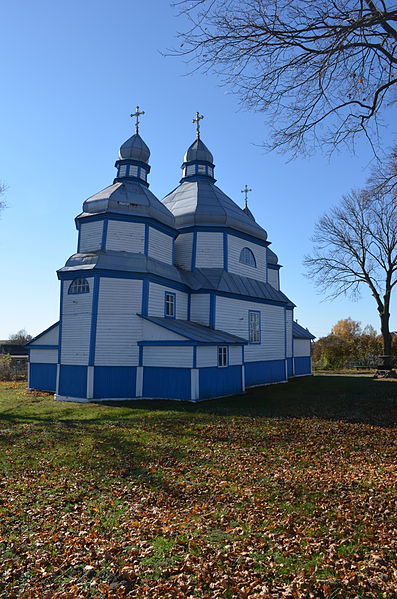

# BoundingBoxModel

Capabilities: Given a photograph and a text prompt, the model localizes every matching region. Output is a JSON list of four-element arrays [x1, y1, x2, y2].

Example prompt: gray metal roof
[[162, 181, 268, 241], [183, 138, 213, 164], [267, 248, 279, 265], [79, 181, 175, 228], [140, 315, 247, 344], [293, 321, 315, 340], [119, 133, 150, 163]]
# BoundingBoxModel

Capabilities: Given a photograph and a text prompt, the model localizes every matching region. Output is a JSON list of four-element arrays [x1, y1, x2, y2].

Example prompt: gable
[[27, 322, 59, 347]]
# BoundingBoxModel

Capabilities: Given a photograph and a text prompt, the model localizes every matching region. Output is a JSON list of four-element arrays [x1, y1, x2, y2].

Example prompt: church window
[[118, 165, 127, 177], [218, 346, 228, 367], [139, 168, 147, 181], [208, 166, 213, 177], [240, 247, 256, 267], [68, 278, 90, 295], [164, 292, 176, 318], [198, 164, 206, 174], [249, 310, 261, 343], [129, 165, 138, 177], [186, 165, 195, 176]]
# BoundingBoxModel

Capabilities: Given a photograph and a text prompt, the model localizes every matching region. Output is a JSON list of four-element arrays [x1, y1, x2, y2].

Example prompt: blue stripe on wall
[[287, 357, 293, 377], [143, 367, 191, 400], [30, 363, 57, 392], [199, 365, 242, 399], [101, 219, 108, 249], [191, 232, 197, 270], [89, 275, 100, 366], [294, 356, 312, 375], [209, 293, 216, 328], [223, 232, 228, 271], [245, 359, 286, 387], [59, 365, 87, 398], [94, 366, 137, 399]]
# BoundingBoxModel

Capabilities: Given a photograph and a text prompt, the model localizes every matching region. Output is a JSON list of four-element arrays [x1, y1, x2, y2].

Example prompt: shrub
[[0, 354, 17, 381]]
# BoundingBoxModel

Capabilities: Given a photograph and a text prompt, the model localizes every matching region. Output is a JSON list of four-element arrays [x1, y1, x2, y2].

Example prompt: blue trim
[[187, 294, 191, 321], [223, 232, 228, 271], [75, 213, 178, 238], [115, 158, 151, 170], [267, 264, 282, 270], [164, 291, 176, 318], [141, 280, 149, 316], [101, 219, 108, 250], [88, 275, 100, 366], [58, 281, 64, 364], [248, 310, 261, 344], [138, 340, 244, 347], [193, 346, 197, 368], [144, 223, 149, 256], [284, 307, 287, 359], [138, 345, 143, 367], [178, 226, 269, 248], [172, 239, 175, 266], [191, 231, 197, 270], [77, 229, 81, 253], [209, 293, 216, 328], [29, 344, 58, 350], [26, 321, 60, 346], [265, 248, 268, 283]]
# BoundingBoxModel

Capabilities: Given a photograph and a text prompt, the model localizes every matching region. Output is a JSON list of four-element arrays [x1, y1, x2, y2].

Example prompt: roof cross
[[130, 105, 145, 134], [241, 185, 252, 209], [192, 111, 204, 139]]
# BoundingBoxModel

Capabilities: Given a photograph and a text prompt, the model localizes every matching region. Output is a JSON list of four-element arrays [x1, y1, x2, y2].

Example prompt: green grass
[[0, 376, 396, 598]]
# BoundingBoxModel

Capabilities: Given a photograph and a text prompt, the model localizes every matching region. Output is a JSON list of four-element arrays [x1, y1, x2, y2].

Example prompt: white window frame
[[218, 345, 228, 367], [164, 292, 176, 318], [249, 310, 261, 343]]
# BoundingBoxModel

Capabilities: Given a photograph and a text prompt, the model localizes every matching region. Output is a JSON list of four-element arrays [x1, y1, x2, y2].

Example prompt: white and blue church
[[27, 111, 314, 402]]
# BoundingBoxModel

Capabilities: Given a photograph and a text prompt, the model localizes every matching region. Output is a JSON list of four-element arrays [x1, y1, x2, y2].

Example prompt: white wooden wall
[[190, 294, 210, 326], [293, 338, 311, 357], [268, 268, 279, 290], [286, 310, 293, 358], [195, 232, 223, 268], [148, 227, 173, 264], [227, 235, 266, 282], [61, 283, 93, 365], [143, 346, 193, 367], [79, 221, 103, 253], [30, 349, 58, 363], [196, 345, 243, 368], [216, 296, 285, 361], [95, 278, 142, 366], [106, 221, 145, 253], [174, 233, 193, 270], [148, 283, 188, 319], [30, 324, 59, 346]]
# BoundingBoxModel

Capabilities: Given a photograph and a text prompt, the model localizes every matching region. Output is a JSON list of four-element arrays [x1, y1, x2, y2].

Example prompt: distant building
[[27, 116, 314, 401]]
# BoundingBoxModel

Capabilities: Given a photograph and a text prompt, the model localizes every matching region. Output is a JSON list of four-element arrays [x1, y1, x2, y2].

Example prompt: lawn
[[0, 376, 396, 598]]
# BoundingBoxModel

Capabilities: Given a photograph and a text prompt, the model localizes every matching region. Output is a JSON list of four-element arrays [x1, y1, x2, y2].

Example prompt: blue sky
[[0, 0, 396, 340]]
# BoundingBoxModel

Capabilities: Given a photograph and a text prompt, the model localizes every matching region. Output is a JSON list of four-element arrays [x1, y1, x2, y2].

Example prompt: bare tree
[[0, 182, 6, 214], [305, 161, 397, 370], [173, 0, 397, 155], [8, 329, 32, 345]]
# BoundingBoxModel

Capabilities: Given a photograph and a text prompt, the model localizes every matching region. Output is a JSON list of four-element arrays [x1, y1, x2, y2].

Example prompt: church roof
[[267, 248, 279, 265], [140, 315, 247, 345], [183, 138, 213, 164], [292, 321, 315, 339], [119, 133, 150, 163], [162, 180, 267, 241], [78, 181, 175, 229]]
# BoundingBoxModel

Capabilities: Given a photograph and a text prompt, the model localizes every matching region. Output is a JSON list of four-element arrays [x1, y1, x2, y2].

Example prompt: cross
[[241, 185, 252, 209], [192, 111, 204, 139], [130, 105, 145, 134]]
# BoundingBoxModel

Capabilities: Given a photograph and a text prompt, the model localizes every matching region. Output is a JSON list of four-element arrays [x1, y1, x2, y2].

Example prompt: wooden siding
[[197, 346, 216, 368], [286, 310, 293, 358], [95, 278, 142, 366], [30, 349, 58, 364], [227, 235, 266, 282], [190, 294, 210, 326], [61, 284, 93, 365], [143, 346, 193, 368], [196, 232, 223, 268], [30, 324, 59, 346], [229, 345, 243, 365], [268, 269, 279, 290], [216, 296, 285, 361], [79, 221, 103, 253], [142, 320, 186, 341], [174, 233, 193, 270], [106, 220, 145, 253], [294, 338, 311, 357], [148, 227, 173, 264], [148, 283, 188, 319]]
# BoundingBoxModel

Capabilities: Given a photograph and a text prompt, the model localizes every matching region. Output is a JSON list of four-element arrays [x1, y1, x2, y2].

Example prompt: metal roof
[[267, 248, 279, 265], [140, 315, 247, 344], [162, 180, 268, 241], [292, 321, 315, 340], [183, 138, 214, 164], [119, 133, 150, 163]]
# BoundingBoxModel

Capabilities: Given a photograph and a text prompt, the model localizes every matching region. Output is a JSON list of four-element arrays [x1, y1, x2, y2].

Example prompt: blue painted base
[[143, 367, 191, 399], [287, 357, 293, 377], [294, 356, 312, 376], [59, 365, 87, 398], [94, 366, 136, 399], [199, 365, 242, 399], [29, 363, 57, 392], [245, 359, 286, 387]]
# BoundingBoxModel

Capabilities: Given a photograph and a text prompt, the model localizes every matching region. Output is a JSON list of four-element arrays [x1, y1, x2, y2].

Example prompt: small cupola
[[114, 106, 151, 187], [180, 112, 216, 183]]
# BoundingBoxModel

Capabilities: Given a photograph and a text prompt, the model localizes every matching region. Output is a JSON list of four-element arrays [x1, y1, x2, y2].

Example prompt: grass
[[0, 376, 396, 598]]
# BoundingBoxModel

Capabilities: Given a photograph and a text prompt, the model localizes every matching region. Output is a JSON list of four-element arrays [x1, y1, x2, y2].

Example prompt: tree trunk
[[379, 310, 393, 370]]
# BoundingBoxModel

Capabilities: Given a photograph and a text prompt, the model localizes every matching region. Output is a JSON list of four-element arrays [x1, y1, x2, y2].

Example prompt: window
[[186, 165, 195, 176], [139, 168, 147, 181], [208, 166, 213, 177], [249, 310, 261, 343], [68, 278, 90, 294], [164, 292, 176, 318], [240, 247, 257, 267], [118, 164, 127, 177], [198, 164, 206, 174], [129, 165, 138, 177], [218, 346, 228, 367]]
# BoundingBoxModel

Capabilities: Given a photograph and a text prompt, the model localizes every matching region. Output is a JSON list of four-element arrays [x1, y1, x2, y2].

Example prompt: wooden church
[[27, 110, 314, 402]]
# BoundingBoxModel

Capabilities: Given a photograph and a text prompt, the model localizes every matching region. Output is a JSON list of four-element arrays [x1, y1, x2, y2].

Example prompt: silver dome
[[183, 138, 214, 164], [119, 133, 150, 163]]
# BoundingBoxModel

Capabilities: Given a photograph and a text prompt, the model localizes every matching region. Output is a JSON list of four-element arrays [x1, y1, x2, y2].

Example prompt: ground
[[0, 376, 396, 599]]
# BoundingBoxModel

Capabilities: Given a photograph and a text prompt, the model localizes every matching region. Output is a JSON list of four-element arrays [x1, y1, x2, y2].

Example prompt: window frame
[[239, 247, 257, 268], [68, 278, 90, 295], [217, 345, 229, 368], [248, 310, 261, 344], [164, 291, 176, 319]]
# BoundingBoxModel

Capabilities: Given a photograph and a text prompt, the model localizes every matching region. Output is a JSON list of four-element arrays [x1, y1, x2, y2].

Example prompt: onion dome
[[119, 133, 150, 163], [183, 138, 213, 164], [180, 138, 216, 184], [114, 133, 151, 187], [267, 248, 279, 264]]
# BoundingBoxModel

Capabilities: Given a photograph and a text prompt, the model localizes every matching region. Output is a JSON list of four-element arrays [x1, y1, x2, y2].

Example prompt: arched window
[[68, 278, 90, 295], [239, 247, 256, 267]]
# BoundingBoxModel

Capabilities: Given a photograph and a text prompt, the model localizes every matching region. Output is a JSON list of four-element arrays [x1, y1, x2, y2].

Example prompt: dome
[[267, 248, 279, 264], [119, 133, 150, 163], [183, 138, 213, 164]]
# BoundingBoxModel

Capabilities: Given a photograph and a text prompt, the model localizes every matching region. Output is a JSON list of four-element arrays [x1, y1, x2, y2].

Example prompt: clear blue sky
[[0, 0, 396, 340]]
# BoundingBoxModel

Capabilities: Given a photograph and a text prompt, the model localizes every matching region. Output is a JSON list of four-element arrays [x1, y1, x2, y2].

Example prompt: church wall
[[227, 235, 266, 282], [142, 320, 186, 341], [195, 232, 223, 268], [190, 294, 210, 327], [95, 278, 142, 366], [268, 268, 279, 290], [143, 367, 191, 399], [294, 338, 311, 358], [79, 221, 104, 253], [143, 346, 193, 368], [199, 365, 242, 399], [174, 233, 193, 270], [148, 283, 188, 319], [106, 221, 145, 253], [29, 324, 59, 346], [30, 349, 58, 364], [286, 309, 293, 358], [294, 356, 312, 376], [61, 282, 93, 365], [196, 346, 216, 368], [29, 363, 57, 392], [148, 227, 173, 264]]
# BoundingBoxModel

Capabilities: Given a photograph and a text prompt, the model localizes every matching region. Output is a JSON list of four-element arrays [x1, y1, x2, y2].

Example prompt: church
[[27, 109, 314, 402]]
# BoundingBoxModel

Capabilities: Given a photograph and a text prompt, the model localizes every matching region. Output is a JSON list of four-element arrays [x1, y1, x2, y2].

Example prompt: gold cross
[[241, 185, 252, 209], [130, 105, 145, 134], [192, 111, 204, 139]]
